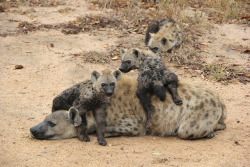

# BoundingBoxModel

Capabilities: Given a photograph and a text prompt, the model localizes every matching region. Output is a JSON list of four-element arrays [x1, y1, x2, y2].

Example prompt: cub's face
[[148, 33, 177, 53], [91, 69, 122, 97], [119, 48, 141, 73]]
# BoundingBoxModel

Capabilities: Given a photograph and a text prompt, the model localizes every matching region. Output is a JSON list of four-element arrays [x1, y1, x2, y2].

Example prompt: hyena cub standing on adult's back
[[119, 48, 182, 127], [52, 69, 122, 146]]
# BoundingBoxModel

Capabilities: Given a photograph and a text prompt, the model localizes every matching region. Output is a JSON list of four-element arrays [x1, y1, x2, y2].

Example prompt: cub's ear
[[68, 107, 82, 127], [120, 48, 127, 55], [112, 70, 122, 81], [91, 70, 101, 82], [133, 49, 140, 58]]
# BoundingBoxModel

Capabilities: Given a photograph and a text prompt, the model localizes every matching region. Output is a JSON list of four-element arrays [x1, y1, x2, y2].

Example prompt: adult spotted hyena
[[145, 18, 183, 53], [30, 77, 226, 141]]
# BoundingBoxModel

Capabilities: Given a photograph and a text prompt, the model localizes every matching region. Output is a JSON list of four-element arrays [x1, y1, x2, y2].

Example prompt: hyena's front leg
[[136, 88, 154, 128], [73, 103, 90, 142], [92, 107, 107, 146], [105, 118, 145, 137]]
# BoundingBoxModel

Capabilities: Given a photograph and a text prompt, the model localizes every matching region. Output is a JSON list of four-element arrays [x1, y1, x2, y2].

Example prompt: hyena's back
[[106, 77, 226, 139]]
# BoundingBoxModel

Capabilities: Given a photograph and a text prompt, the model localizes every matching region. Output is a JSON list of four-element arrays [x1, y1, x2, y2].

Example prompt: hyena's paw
[[173, 97, 183, 106], [98, 139, 107, 146], [78, 134, 90, 142]]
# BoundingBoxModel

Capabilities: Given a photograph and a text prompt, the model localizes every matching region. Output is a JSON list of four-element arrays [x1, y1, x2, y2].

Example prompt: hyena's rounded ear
[[112, 70, 122, 81], [91, 70, 100, 82], [133, 49, 140, 58], [120, 48, 127, 55], [149, 32, 155, 37], [68, 107, 82, 127]]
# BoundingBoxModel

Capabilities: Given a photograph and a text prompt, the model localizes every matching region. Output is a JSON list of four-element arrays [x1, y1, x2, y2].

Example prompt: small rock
[[15, 65, 24, 69], [50, 43, 54, 47]]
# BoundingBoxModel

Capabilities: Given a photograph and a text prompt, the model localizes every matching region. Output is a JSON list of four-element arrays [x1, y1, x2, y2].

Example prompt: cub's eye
[[126, 60, 131, 64], [161, 37, 167, 45], [48, 121, 56, 127], [110, 82, 115, 86], [101, 83, 106, 87]]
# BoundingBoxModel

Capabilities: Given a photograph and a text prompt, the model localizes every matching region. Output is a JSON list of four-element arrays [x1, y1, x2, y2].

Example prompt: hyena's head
[[119, 48, 146, 73], [30, 108, 94, 140], [148, 20, 182, 53], [91, 69, 122, 97]]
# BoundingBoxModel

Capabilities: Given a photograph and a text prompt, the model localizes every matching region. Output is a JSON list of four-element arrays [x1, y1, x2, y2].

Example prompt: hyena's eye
[[161, 37, 167, 45], [101, 83, 106, 87], [126, 60, 131, 65], [110, 82, 115, 86], [48, 121, 56, 127]]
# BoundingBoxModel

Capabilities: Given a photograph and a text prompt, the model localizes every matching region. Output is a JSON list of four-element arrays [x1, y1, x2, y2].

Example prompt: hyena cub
[[52, 69, 122, 146], [119, 48, 182, 127]]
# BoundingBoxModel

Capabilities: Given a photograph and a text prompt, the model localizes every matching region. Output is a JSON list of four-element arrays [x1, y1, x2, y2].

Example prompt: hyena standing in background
[[119, 48, 182, 128], [51, 69, 122, 146], [145, 18, 183, 53]]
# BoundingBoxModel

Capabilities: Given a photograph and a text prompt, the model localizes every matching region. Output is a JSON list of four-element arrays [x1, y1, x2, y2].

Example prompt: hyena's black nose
[[150, 47, 159, 53], [30, 127, 37, 134]]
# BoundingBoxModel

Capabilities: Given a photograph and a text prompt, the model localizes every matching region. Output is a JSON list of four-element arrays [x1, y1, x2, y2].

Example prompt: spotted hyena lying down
[[30, 76, 226, 140]]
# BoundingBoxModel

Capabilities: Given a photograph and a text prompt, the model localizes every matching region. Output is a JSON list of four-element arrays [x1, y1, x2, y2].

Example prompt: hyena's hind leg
[[163, 71, 182, 106], [214, 122, 226, 131], [52, 96, 72, 112], [105, 118, 145, 137]]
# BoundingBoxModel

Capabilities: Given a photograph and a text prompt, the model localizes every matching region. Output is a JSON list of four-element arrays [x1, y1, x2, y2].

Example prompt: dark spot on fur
[[119, 128, 123, 132], [196, 125, 199, 129], [185, 95, 191, 101], [190, 120, 197, 127], [213, 110, 216, 115], [174, 129, 178, 133], [181, 89, 187, 93], [118, 96, 122, 101], [134, 128, 138, 131], [210, 99, 216, 107], [126, 123, 132, 127], [200, 102, 204, 109], [205, 113, 209, 118], [186, 130, 189, 134], [125, 129, 129, 132]]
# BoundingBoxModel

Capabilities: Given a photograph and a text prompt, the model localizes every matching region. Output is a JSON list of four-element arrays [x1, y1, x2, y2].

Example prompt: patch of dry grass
[[0, 0, 65, 9]]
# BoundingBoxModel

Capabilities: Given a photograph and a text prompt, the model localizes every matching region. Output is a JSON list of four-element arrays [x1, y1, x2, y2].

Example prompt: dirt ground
[[0, 1, 249, 167]]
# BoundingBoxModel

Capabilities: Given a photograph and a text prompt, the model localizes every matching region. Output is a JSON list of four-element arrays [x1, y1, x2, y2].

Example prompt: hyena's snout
[[30, 122, 47, 139]]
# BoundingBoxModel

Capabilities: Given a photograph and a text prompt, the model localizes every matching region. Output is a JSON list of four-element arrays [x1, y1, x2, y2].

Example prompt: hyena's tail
[[153, 84, 166, 101]]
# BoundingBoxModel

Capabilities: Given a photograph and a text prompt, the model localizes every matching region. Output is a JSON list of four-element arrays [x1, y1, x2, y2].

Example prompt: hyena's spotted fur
[[51, 69, 122, 146], [146, 18, 183, 53], [30, 77, 226, 140]]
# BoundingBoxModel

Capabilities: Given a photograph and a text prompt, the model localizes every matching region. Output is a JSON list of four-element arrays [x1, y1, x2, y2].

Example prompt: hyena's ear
[[133, 49, 140, 58], [149, 32, 155, 37], [120, 48, 127, 55], [91, 70, 101, 82], [68, 107, 82, 127], [112, 70, 122, 81]]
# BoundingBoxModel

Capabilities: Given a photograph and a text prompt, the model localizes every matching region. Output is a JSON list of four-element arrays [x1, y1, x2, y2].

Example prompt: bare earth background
[[0, 1, 249, 167]]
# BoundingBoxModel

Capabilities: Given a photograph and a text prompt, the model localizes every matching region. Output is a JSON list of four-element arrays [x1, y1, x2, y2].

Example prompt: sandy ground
[[0, 1, 249, 167]]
